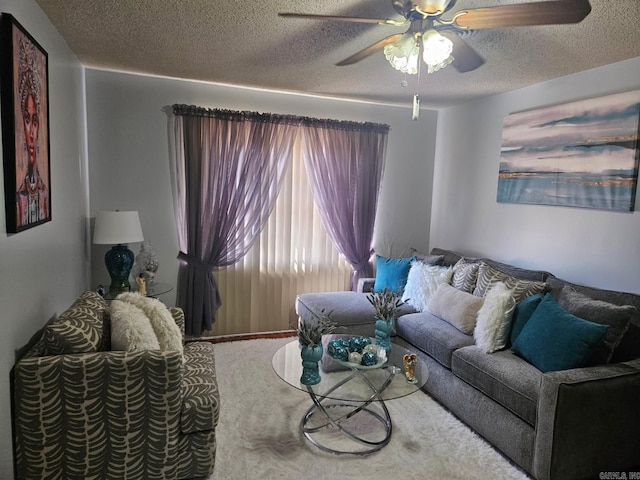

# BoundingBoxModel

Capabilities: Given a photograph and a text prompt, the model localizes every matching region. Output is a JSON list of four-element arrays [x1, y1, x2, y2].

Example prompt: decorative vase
[[375, 317, 395, 352], [300, 344, 323, 385], [133, 241, 159, 286]]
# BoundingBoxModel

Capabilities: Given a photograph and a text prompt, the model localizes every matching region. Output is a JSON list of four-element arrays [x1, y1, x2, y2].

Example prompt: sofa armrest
[[169, 306, 186, 340], [357, 278, 375, 293], [533, 358, 640, 480], [13, 350, 184, 480]]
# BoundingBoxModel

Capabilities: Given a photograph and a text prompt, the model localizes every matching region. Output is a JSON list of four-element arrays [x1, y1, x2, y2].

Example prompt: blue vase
[[375, 318, 395, 352], [300, 344, 323, 385]]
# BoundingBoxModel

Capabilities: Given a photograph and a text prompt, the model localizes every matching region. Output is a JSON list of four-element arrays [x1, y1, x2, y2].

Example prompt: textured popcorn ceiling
[[35, 0, 640, 108]]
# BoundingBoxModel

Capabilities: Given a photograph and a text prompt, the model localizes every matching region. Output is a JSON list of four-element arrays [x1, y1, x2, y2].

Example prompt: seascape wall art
[[497, 90, 640, 212]]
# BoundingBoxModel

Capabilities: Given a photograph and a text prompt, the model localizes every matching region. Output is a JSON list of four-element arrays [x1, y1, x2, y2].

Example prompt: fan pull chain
[[412, 45, 422, 121]]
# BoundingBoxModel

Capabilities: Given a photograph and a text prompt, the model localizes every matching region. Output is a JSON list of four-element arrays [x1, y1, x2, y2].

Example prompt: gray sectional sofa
[[295, 248, 640, 480]]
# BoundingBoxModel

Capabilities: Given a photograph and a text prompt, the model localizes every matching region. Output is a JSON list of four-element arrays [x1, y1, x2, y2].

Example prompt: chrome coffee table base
[[301, 367, 396, 455]]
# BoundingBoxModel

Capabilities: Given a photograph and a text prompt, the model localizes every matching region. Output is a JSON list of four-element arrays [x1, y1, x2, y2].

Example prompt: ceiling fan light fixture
[[384, 34, 420, 74], [422, 29, 454, 73]]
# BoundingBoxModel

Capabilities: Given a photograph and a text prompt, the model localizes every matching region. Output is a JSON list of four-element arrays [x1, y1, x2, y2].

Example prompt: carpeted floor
[[209, 337, 530, 480]]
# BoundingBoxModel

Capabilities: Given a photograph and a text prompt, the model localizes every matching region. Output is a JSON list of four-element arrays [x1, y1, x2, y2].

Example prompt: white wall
[[85, 70, 438, 307], [0, 0, 89, 475], [430, 56, 640, 294]]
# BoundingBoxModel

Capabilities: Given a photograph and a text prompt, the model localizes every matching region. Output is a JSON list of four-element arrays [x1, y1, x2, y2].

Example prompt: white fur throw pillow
[[402, 262, 453, 312], [117, 292, 183, 352], [474, 282, 517, 353], [110, 299, 161, 351]]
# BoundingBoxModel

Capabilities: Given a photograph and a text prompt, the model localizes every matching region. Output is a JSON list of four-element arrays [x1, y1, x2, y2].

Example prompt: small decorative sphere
[[361, 352, 378, 366], [363, 344, 378, 354], [349, 337, 365, 353], [348, 352, 362, 364], [332, 345, 349, 361], [360, 337, 372, 348], [327, 340, 342, 357]]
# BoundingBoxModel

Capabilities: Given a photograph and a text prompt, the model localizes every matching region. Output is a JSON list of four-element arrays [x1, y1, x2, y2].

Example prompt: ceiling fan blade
[[452, 0, 591, 29], [440, 31, 485, 73], [278, 12, 403, 26], [336, 33, 405, 66]]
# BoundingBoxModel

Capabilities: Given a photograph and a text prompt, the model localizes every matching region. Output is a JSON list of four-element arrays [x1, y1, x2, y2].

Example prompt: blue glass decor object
[[327, 340, 342, 357], [361, 351, 378, 366], [300, 344, 323, 385], [332, 345, 349, 361], [349, 337, 365, 353], [375, 318, 395, 352], [105, 245, 135, 292]]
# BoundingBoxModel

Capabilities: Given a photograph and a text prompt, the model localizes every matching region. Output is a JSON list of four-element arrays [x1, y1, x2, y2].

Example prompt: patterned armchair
[[12, 291, 219, 480]]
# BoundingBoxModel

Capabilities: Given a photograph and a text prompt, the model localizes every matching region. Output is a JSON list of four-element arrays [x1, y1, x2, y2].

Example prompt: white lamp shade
[[384, 33, 420, 75], [422, 29, 454, 73], [93, 211, 144, 245]]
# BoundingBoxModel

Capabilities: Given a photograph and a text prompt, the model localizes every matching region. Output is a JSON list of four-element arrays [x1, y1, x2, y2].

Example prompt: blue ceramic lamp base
[[105, 244, 135, 292]]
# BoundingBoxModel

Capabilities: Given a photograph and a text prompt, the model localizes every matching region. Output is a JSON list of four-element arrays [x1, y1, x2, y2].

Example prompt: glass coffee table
[[272, 335, 428, 455]]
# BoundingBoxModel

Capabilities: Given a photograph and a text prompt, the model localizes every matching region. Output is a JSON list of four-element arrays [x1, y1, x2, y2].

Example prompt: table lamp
[[93, 211, 144, 292]]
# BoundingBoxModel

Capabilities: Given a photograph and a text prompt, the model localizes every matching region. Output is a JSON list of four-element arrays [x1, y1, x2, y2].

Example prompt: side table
[[99, 282, 173, 300]]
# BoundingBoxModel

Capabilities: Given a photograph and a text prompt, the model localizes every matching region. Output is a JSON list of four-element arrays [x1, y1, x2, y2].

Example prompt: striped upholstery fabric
[[473, 261, 547, 302], [13, 295, 218, 480], [26, 290, 110, 357], [451, 258, 480, 293], [181, 342, 220, 434]]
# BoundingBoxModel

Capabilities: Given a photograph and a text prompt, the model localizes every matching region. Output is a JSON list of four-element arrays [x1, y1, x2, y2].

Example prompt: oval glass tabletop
[[272, 336, 429, 402]]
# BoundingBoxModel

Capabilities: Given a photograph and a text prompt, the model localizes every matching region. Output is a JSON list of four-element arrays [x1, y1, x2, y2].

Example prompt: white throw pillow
[[117, 292, 183, 352], [401, 262, 453, 312], [110, 299, 161, 351], [474, 282, 517, 353]]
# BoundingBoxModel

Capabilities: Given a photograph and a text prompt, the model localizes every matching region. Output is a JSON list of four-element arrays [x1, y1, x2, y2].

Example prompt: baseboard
[[186, 330, 297, 344]]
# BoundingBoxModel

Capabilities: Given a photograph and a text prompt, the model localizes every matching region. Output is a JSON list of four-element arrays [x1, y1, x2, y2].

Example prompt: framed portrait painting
[[1, 13, 51, 233]]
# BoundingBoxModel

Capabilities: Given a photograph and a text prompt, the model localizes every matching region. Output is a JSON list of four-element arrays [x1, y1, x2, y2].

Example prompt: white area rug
[[209, 337, 530, 480]]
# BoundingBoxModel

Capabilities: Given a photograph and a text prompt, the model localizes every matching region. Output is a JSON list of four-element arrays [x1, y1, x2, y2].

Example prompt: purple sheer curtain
[[300, 119, 390, 291], [170, 105, 297, 335]]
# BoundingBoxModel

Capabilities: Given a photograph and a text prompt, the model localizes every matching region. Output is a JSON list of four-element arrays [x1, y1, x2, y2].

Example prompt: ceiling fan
[[279, 0, 592, 76]]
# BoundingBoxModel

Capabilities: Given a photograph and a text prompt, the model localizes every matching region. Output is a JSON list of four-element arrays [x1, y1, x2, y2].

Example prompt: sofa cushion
[[373, 255, 416, 293], [181, 342, 220, 434], [410, 248, 444, 266], [296, 291, 416, 329], [451, 346, 542, 426], [110, 299, 161, 351], [29, 290, 109, 357], [451, 258, 480, 293], [557, 286, 633, 364], [473, 262, 547, 302], [401, 262, 453, 312], [512, 294, 608, 372], [427, 283, 484, 335], [396, 312, 475, 369], [509, 292, 544, 345], [474, 282, 517, 353]]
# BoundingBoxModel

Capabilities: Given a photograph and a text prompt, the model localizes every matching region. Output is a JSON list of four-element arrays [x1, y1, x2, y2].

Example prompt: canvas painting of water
[[497, 90, 640, 212]]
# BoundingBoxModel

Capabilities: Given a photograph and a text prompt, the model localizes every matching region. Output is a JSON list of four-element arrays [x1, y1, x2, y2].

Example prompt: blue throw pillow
[[511, 293, 608, 373], [373, 255, 415, 294], [509, 292, 544, 345]]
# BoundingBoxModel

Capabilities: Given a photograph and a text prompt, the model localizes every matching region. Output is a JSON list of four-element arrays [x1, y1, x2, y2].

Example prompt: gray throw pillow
[[558, 286, 635, 364]]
